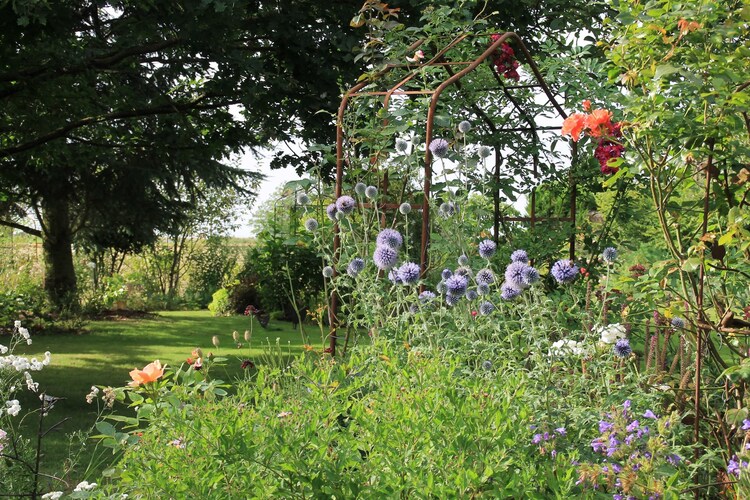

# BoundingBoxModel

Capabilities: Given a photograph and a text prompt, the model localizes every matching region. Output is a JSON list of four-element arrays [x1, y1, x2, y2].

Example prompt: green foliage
[[207, 288, 231, 317], [185, 237, 238, 308]]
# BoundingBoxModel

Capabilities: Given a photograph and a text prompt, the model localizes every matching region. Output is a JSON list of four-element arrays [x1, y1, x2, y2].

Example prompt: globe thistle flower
[[436, 281, 447, 294], [478, 145, 492, 158], [458, 254, 469, 266], [510, 249, 529, 264], [397, 262, 421, 285], [602, 246, 618, 264], [477, 283, 490, 295], [479, 301, 495, 316], [429, 138, 450, 158], [476, 268, 494, 285], [296, 192, 310, 205], [395, 138, 408, 152], [438, 201, 457, 218], [464, 289, 477, 301], [335, 211, 346, 221], [388, 269, 402, 284], [505, 261, 530, 288], [365, 185, 378, 199], [373, 245, 398, 270], [478, 239, 497, 259], [671, 317, 686, 329], [336, 195, 356, 215], [326, 203, 338, 221], [445, 294, 461, 307], [376, 228, 403, 249], [304, 218, 318, 232], [613, 338, 632, 358], [500, 282, 521, 300], [347, 257, 365, 277], [322, 266, 334, 278], [551, 259, 579, 284], [481, 359, 493, 370], [441, 268, 453, 280], [399, 202, 412, 215], [354, 182, 367, 196], [454, 266, 472, 278], [458, 120, 472, 133], [521, 266, 540, 286], [445, 274, 468, 297], [419, 290, 436, 303]]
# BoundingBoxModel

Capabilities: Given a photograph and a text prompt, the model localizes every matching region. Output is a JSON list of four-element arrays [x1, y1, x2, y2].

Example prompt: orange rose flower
[[129, 360, 165, 387], [585, 109, 613, 138], [582, 100, 592, 112], [561, 113, 587, 142]]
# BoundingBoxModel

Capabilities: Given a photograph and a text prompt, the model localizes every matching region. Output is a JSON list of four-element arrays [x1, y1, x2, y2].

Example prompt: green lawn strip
[[13, 310, 313, 487]]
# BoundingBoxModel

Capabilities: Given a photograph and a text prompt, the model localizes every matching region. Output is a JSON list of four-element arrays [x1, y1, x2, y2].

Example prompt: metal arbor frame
[[328, 32, 577, 355]]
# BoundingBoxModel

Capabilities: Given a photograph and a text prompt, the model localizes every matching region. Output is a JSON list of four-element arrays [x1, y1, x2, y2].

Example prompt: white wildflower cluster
[[549, 339, 589, 357], [41, 492, 63, 500], [596, 323, 627, 344], [1, 321, 52, 417], [74, 480, 98, 492]]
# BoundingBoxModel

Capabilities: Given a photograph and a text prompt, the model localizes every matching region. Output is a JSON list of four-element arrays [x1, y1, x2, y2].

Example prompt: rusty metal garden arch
[[329, 32, 578, 354]]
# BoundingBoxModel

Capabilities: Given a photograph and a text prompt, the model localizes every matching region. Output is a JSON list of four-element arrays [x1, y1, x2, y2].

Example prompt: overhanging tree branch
[[0, 219, 42, 237], [0, 97, 242, 159]]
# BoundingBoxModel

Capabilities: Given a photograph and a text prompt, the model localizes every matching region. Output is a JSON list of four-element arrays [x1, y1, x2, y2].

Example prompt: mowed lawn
[[12, 310, 316, 483]]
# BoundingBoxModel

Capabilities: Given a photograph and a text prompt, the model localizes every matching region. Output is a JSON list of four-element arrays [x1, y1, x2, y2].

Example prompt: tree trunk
[[41, 196, 78, 310]]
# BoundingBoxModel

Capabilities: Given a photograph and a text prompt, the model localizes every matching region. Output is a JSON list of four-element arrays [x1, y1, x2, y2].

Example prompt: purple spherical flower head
[[395, 138, 408, 153], [441, 268, 453, 280], [397, 262, 421, 285], [477, 283, 490, 295], [388, 269, 403, 284], [466, 289, 478, 301], [458, 120, 472, 133], [505, 261, 530, 288], [365, 185, 378, 199], [326, 203, 338, 221], [457, 254, 469, 266], [322, 266, 334, 278], [436, 281, 446, 294], [455, 267, 472, 280], [376, 228, 403, 250], [478, 239, 497, 259], [304, 218, 318, 232], [429, 138, 450, 158], [336, 195, 356, 215], [510, 249, 529, 264], [551, 259, 579, 284], [476, 268, 494, 285], [671, 317, 685, 329], [602, 246, 618, 264], [354, 182, 367, 196], [399, 202, 411, 215], [445, 274, 468, 297], [445, 294, 461, 306], [521, 266, 540, 286], [419, 290, 436, 303], [481, 360, 493, 370], [296, 192, 310, 205], [373, 245, 398, 270], [479, 145, 492, 158], [347, 258, 365, 277], [614, 338, 632, 358], [500, 282, 521, 300], [439, 201, 457, 218], [479, 301, 495, 316]]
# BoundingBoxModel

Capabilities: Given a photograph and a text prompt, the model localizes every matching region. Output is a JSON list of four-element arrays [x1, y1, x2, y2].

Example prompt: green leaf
[[681, 257, 701, 272], [654, 65, 678, 79], [95, 421, 116, 436], [602, 166, 628, 188]]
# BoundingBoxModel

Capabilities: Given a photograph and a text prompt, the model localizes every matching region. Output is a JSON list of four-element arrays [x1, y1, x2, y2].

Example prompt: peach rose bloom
[[561, 113, 587, 142], [585, 109, 613, 138], [129, 360, 165, 387]]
